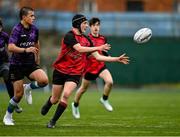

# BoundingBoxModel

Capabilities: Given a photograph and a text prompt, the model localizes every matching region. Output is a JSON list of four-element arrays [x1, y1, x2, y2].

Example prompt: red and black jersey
[[84, 33, 107, 75], [53, 30, 92, 75]]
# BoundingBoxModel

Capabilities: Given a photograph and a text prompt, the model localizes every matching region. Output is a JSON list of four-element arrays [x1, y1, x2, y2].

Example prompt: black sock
[[51, 102, 67, 122], [47, 96, 52, 107], [74, 102, 79, 107], [3, 76, 14, 98], [103, 94, 108, 100]]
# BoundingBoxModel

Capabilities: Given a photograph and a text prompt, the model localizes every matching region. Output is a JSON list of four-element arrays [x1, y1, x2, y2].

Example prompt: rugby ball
[[133, 28, 152, 44]]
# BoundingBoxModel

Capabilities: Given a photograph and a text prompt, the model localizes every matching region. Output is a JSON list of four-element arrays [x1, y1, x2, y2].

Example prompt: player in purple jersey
[[0, 19, 22, 113], [3, 7, 49, 126]]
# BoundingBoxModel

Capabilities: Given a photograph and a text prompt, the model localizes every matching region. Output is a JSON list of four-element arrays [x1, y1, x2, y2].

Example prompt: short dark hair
[[19, 6, 34, 20], [89, 17, 100, 26]]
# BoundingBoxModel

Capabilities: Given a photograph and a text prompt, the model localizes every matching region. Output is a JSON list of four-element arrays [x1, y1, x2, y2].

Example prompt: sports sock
[[7, 97, 19, 113], [103, 94, 108, 100], [51, 102, 67, 122], [74, 102, 79, 107], [30, 81, 40, 89], [26, 81, 45, 90], [46, 96, 53, 108]]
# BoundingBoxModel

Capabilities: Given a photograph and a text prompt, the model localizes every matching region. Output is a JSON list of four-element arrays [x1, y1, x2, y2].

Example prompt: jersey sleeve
[[64, 32, 78, 47], [8, 27, 19, 45]]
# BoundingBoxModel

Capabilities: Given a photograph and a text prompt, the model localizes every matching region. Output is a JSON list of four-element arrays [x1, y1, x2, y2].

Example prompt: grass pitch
[[0, 88, 180, 136]]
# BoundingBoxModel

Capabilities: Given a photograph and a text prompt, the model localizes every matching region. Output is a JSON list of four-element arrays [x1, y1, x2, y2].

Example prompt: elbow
[[77, 48, 85, 53]]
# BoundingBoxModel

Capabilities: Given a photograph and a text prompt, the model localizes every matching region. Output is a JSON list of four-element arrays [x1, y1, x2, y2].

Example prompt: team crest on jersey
[[30, 32, 36, 38]]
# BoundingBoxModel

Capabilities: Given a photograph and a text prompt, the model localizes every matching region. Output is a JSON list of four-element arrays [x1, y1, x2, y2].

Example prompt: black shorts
[[84, 66, 106, 81], [9, 64, 41, 81], [52, 69, 81, 86]]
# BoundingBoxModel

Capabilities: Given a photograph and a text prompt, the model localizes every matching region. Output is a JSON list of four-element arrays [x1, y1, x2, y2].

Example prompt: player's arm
[[73, 43, 110, 53], [64, 32, 110, 53], [92, 51, 130, 64], [8, 43, 38, 54]]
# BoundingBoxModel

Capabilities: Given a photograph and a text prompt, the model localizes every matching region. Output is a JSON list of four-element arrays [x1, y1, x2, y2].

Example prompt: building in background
[[17, 0, 180, 13], [0, 0, 180, 12]]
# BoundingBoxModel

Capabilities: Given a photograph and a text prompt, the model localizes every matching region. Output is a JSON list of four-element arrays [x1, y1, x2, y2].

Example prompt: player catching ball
[[41, 14, 129, 128]]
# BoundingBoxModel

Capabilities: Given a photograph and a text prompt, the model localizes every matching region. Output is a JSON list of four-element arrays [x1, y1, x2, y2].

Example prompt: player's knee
[[61, 94, 69, 104], [82, 84, 90, 91], [105, 80, 113, 87], [79, 87, 87, 93], [37, 79, 49, 87]]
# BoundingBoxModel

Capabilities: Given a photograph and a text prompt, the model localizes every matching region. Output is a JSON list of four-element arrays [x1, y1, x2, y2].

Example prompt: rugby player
[[41, 14, 129, 128], [3, 7, 49, 126], [0, 19, 22, 113]]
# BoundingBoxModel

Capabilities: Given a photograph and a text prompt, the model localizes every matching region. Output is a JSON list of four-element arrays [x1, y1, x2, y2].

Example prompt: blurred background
[[0, 0, 180, 87]]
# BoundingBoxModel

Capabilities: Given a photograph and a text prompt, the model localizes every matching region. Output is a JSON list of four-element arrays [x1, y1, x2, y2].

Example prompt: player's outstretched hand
[[99, 43, 111, 52], [26, 47, 39, 54], [117, 53, 130, 64]]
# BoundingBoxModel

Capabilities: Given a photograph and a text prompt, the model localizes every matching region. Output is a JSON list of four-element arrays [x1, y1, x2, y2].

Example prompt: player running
[[41, 14, 129, 128], [0, 19, 22, 113], [72, 17, 116, 119], [3, 6, 49, 126]]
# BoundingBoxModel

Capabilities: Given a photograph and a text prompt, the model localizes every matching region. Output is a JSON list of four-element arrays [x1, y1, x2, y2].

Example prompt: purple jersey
[[0, 31, 9, 64], [9, 23, 39, 65]]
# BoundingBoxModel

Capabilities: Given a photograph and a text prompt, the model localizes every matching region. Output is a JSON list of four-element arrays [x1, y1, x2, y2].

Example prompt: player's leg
[[2, 68, 22, 113], [0, 63, 14, 98], [24, 68, 48, 104], [47, 81, 77, 128], [2, 69, 14, 98], [3, 80, 24, 125], [41, 69, 64, 116], [41, 84, 63, 115], [99, 69, 113, 111], [72, 78, 91, 119]]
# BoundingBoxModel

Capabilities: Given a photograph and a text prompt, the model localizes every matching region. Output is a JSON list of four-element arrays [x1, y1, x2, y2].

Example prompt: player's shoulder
[[99, 34, 106, 39], [31, 24, 38, 31], [11, 23, 23, 33], [88, 33, 106, 39], [66, 30, 74, 35], [64, 31, 74, 39]]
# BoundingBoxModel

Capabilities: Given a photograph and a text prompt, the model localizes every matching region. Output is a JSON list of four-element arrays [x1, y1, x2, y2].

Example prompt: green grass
[[0, 88, 180, 136]]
